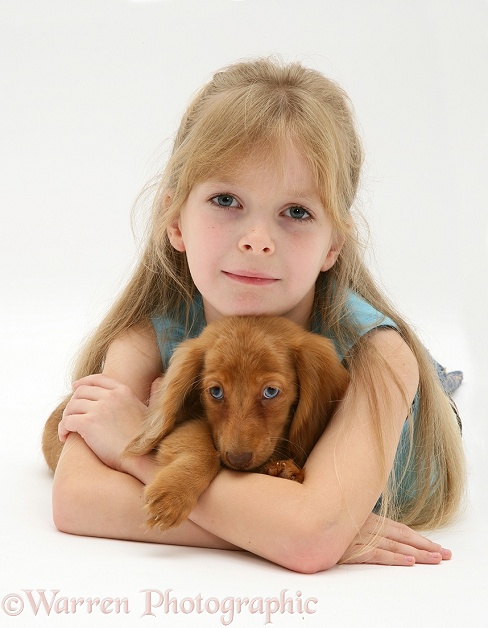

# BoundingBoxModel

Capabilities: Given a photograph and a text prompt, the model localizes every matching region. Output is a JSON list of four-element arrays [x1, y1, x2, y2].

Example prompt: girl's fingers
[[63, 398, 93, 417], [364, 515, 450, 556], [72, 373, 121, 390], [342, 546, 443, 566], [58, 412, 86, 442], [59, 398, 93, 442], [70, 384, 109, 402], [341, 538, 445, 566], [340, 513, 452, 565], [341, 546, 417, 566], [373, 537, 444, 564]]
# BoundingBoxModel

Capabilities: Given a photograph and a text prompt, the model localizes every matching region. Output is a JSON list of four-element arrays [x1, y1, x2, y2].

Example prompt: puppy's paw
[[260, 459, 305, 484], [144, 480, 198, 531]]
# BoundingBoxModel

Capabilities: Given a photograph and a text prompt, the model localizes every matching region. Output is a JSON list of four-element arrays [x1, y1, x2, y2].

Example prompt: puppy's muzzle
[[225, 450, 253, 469]]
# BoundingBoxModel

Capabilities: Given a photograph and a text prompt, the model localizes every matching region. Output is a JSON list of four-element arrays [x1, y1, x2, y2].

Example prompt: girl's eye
[[263, 387, 280, 399], [209, 386, 224, 400], [211, 194, 239, 208], [284, 205, 311, 221]]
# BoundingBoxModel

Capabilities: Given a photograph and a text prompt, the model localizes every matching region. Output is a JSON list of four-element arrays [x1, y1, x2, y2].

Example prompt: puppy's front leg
[[144, 419, 220, 530]]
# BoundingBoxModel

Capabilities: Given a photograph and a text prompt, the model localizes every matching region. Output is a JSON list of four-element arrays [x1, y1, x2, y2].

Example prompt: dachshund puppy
[[124, 316, 349, 530]]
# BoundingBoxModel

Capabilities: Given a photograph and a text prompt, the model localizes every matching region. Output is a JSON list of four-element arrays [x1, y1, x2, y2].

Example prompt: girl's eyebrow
[[199, 178, 239, 189], [287, 189, 323, 204], [200, 179, 322, 205]]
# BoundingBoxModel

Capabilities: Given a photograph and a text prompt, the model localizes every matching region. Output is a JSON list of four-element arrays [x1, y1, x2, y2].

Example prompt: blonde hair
[[67, 57, 465, 532]]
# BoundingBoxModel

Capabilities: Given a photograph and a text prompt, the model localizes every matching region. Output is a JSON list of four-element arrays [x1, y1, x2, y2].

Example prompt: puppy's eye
[[263, 387, 280, 399], [209, 386, 224, 400]]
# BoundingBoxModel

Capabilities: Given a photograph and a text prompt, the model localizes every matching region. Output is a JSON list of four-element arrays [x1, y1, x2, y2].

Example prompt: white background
[[1, 1, 487, 626]]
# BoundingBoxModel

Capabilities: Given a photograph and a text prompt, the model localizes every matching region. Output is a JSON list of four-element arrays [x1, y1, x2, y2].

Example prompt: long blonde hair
[[68, 57, 465, 531]]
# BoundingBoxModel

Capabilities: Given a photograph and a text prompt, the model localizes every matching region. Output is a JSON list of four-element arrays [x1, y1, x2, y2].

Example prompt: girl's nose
[[238, 223, 275, 255]]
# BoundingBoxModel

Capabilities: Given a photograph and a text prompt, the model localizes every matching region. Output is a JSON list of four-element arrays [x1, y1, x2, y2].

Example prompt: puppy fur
[[42, 316, 349, 531]]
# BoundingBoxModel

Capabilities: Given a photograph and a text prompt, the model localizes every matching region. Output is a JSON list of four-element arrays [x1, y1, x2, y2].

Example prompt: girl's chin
[[202, 300, 281, 322]]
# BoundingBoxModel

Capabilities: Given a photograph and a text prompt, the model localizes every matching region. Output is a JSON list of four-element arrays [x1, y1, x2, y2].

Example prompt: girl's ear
[[321, 231, 346, 272], [167, 218, 186, 252]]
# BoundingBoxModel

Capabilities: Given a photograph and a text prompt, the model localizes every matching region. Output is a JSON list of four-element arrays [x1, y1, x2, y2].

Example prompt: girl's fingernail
[[429, 552, 442, 561], [405, 555, 415, 564], [441, 548, 452, 559]]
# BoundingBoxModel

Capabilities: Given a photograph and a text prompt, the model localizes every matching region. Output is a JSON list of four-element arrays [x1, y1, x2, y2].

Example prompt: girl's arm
[[53, 433, 237, 550], [189, 328, 423, 572], [53, 326, 450, 572], [52, 323, 237, 551]]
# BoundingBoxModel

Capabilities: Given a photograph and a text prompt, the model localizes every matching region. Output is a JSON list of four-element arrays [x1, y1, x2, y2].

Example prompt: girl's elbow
[[51, 474, 86, 534], [283, 545, 339, 574], [284, 553, 337, 575], [280, 517, 344, 574]]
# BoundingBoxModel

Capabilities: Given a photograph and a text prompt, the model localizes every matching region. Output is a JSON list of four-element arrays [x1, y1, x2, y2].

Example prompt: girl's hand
[[340, 513, 452, 566], [58, 374, 149, 472]]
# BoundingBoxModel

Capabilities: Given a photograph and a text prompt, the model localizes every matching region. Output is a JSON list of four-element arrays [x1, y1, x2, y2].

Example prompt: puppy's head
[[126, 316, 349, 470], [199, 317, 300, 471], [196, 315, 349, 471]]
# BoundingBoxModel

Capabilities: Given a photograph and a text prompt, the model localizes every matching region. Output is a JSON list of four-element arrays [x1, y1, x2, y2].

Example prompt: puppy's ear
[[124, 335, 206, 456], [289, 334, 349, 467], [42, 394, 71, 472]]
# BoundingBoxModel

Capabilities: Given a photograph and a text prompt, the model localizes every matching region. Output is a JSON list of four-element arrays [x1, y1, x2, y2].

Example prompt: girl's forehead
[[201, 143, 320, 198]]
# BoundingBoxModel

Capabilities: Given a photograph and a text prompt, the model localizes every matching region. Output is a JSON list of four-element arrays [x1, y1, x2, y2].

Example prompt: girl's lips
[[223, 271, 279, 285]]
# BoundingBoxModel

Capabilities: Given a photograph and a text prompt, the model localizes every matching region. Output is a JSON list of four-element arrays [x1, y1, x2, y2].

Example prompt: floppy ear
[[288, 333, 350, 467], [124, 335, 206, 456]]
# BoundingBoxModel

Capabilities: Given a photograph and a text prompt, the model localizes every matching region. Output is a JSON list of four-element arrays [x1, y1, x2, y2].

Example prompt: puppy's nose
[[225, 451, 253, 469]]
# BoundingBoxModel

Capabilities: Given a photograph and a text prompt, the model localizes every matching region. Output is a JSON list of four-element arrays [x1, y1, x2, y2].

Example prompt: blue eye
[[209, 386, 224, 400], [263, 387, 280, 399], [212, 194, 239, 208], [284, 206, 311, 220]]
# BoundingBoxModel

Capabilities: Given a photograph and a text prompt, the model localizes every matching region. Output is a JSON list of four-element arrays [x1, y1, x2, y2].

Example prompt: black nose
[[225, 451, 253, 469]]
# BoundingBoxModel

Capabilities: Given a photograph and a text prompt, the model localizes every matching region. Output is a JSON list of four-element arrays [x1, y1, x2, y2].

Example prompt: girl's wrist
[[119, 453, 158, 485]]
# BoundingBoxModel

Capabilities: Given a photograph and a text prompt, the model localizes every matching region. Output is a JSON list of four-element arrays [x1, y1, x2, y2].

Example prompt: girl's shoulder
[[315, 290, 398, 360]]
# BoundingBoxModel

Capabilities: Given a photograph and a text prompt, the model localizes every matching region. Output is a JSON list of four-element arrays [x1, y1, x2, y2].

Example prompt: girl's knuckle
[[396, 523, 410, 540], [74, 385, 87, 397], [369, 548, 382, 563], [386, 539, 400, 553]]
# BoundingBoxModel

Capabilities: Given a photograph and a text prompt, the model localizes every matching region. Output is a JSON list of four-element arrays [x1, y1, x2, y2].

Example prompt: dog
[[123, 315, 349, 530], [42, 315, 349, 531]]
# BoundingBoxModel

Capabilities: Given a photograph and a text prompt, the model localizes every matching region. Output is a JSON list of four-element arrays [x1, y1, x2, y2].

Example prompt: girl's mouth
[[222, 271, 279, 286]]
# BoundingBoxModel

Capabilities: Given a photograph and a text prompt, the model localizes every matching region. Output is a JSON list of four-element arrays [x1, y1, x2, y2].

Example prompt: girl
[[47, 58, 465, 574]]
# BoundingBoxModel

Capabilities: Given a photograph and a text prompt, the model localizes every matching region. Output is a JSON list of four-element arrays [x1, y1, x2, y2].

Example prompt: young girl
[[47, 57, 465, 574]]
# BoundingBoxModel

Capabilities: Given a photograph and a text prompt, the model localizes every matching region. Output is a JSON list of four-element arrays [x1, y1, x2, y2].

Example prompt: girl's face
[[168, 144, 343, 327]]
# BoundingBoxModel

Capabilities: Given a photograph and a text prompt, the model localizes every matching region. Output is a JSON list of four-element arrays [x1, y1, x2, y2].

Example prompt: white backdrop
[[1, 1, 487, 626]]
